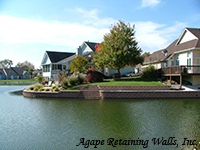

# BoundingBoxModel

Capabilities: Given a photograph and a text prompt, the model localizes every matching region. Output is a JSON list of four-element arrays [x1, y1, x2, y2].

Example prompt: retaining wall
[[23, 85, 200, 99]]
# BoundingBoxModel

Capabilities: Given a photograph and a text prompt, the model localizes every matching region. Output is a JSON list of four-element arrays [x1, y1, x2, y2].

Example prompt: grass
[[0, 79, 35, 82], [87, 76, 164, 86], [64, 76, 164, 91]]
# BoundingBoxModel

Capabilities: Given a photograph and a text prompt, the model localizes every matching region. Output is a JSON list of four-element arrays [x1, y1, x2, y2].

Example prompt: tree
[[0, 59, 13, 68], [35, 74, 45, 83], [142, 52, 151, 60], [69, 55, 89, 73], [93, 20, 144, 78], [15, 60, 35, 71]]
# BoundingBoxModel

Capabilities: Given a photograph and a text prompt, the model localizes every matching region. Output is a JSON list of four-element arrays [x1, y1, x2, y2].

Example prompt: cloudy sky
[[0, 0, 200, 68]]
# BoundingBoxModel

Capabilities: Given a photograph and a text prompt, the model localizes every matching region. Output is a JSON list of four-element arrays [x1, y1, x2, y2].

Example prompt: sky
[[0, 0, 200, 69]]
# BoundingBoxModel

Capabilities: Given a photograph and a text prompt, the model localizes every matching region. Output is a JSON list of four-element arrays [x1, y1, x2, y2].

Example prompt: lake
[[0, 85, 200, 150]]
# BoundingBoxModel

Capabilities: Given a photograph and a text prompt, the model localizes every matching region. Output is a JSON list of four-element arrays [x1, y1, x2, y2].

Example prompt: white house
[[143, 27, 200, 85], [41, 41, 135, 80]]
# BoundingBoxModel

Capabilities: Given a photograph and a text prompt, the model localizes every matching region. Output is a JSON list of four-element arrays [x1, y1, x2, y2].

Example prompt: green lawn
[[0, 79, 36, 82], [88, 76, 164, 86], [65, 76, 163, 90]]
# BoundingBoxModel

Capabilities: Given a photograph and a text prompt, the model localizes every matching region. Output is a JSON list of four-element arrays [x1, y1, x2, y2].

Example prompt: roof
[[46, 51, 75, 63], [85, 41, 100, 52], [144, 27, 200, 64], [3, 67, 28, 76], [0, 69, 5, 75]]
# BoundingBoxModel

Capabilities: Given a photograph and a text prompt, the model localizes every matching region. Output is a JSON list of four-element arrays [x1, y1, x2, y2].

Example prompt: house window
[[68, 61, 71, 66], [187, 52, 192, 70], [43, 65, 50, 72], [176, 55, 179, 65], [52, 64, 62, 71], [187, 58, 191, 70], [171, 61, 174, 66], [63, 65, 66, 70]]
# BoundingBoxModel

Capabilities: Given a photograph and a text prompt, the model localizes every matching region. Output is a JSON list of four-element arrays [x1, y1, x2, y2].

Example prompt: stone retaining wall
[[23, 85, 200, 99], [100, 90, 200, 99]]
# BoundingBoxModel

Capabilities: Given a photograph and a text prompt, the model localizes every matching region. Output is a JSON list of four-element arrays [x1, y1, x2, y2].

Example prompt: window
[[171, 61, 174, 66], [176, 55, 179, 65], [43, 65, 50, 72], [63, 65, 66, 70], [52, 64, 62, 71], [187, 52, 192, 70]]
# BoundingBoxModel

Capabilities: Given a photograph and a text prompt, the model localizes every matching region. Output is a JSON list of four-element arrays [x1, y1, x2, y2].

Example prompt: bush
[[44, 88, 50, 91], [77, 74, 84, 84], [34, 87, 39, 91], [53, 87, 59, 92], [69, 78, 77, 86], [141, 65, 158, 79], [85, 68, 104, 83], [36, 74, 45, 83], [52, 85, 57, 89], [28, 86, 34, 90], [39, 88, 44, 92], [69, 74, 78, 86], [62, 79, 68, 87], [28, 83, 43, 90]]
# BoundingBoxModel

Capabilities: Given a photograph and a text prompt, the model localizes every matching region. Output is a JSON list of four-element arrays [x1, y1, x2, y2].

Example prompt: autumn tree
[[93, 20, 144, 78], [0, 59, 13, 68], [69, 55, 89, 73], [15, 60, 35, 71], [142, 52, 151, 60]]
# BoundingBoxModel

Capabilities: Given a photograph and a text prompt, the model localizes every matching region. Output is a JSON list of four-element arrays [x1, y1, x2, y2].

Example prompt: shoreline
[[23, 85, 200, 99], [0, 81, 36, 85]]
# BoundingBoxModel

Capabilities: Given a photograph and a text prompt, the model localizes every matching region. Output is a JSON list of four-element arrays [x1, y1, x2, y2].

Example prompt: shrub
[[53, 87, 59, 92], [28, 86, 34, 90], [28, 83, 43, 90], [52, 85, 57, 89], [39, 88, 44, 92], [44, 88, 50, 91], [141, 65, 158, 79], [62, 79, 68, 87], [69, 78, 77, 86], [77, 74, 84, 84], [34, 87, 39, 91], [85, 68, 104, 83], [69, 74, 78, 86], [35, 74, 45, 83]]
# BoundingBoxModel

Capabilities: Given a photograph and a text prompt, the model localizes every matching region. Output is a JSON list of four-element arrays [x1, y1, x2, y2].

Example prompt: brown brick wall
[[23, 85, 200, 99], [100, 90, 200, 99]]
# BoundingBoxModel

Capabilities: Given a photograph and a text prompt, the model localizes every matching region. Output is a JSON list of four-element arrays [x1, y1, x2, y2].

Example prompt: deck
[[161, 65, 200, 76]]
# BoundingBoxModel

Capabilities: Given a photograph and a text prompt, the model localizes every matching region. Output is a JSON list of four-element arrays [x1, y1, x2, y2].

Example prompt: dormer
[[176, 28, 198, 45]]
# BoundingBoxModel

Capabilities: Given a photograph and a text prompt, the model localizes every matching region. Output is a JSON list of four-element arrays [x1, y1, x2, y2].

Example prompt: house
[[135, 64, 142, 74], [0, 67, 30, 80], [41, 41, 135, 80], [41, 51, 75, 80], [143, 27, 200, 85]]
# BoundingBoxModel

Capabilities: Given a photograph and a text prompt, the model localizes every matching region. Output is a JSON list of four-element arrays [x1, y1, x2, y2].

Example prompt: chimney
[[77, 46, 82, 56]]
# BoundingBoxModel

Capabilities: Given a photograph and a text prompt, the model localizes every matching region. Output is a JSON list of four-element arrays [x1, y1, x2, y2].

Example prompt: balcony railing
[[161, 65, 200, 75]]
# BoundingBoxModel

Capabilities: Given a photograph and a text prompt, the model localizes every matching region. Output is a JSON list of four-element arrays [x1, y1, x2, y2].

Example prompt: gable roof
[[84, 41, 100, 52], [0, 69, 5, 75], [144, 27, 200, 64], [3, 67, 28, 76], [46, 51, 75, 63]]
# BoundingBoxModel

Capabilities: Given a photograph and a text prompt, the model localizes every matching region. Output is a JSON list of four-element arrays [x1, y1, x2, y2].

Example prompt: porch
[[161, 65, 200, 76], [161, 65, 200, 88]]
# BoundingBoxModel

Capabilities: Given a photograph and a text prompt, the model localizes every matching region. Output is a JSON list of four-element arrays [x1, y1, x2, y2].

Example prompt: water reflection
[[0, 86, 200, 150]]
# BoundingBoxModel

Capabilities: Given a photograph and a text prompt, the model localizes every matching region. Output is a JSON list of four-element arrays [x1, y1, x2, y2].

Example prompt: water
[[0, 85, 200, 150]]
